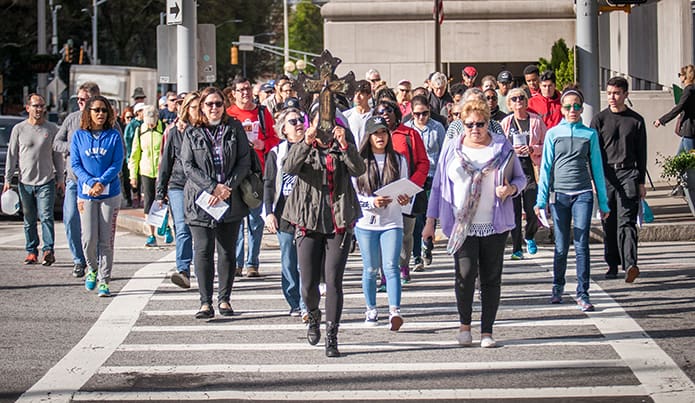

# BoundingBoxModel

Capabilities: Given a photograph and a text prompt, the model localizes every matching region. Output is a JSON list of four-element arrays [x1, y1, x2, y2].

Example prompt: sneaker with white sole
[[456, 330, 473, 346], [389, 309, 403, 331], [365, 308, 378, 326], [97, 282, 111, 297], [480, 335, 497, 348], [525, 239, 538, 255], [85, 270, 97, 291]]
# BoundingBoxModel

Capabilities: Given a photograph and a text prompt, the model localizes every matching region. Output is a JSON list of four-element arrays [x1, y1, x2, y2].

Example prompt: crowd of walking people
[[4, 62, 695, 357]]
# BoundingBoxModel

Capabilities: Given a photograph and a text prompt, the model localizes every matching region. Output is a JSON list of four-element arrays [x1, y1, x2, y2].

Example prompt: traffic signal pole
[[576, 0, 600, 121], [177, 0, 197, 93]]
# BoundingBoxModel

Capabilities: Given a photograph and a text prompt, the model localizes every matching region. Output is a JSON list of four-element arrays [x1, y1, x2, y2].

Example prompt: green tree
[[538, 38, 575, 91], [289, 0, 323, 60]]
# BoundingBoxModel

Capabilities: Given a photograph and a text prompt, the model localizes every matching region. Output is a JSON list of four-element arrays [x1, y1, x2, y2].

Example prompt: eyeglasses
[[90, 107, 109, 114], [452, 112, 461, 118], [562, 103, 582, 111], [510, 96, 526, 103], [205, 101, 224, 108], [77, 97, 89, 103], [235, 87, 252, 93], [124, 115, 134, 120], [287, 116, 305, 126], [376, 106, 394, 115], [486, 95, 498, 101], [398, 88, 409, 92], [463, 121, 486, 129], [413, 111, 430, 118], [30, 104, 46, 109]]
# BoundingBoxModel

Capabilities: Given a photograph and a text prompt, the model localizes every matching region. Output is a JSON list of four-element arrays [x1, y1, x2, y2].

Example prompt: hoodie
[[70, 127, 124, 200]]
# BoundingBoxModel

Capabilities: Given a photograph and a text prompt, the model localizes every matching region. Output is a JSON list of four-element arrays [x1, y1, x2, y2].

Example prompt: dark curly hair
[[80, 95, 115, 130]]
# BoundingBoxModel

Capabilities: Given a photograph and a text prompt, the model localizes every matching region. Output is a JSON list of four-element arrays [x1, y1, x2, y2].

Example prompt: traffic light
[[231, 45, 239, 65], [79, 46, 84, 64], [64, 43, 72, 63]]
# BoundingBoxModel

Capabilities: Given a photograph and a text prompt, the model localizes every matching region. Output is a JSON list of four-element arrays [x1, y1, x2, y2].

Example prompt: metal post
[[37, 0, 47, 98], [50, 0, 60, 54], [177, 0, 197, 93], [576, 0, 599, 121], [92, 0, 97, 64], [434, 0, 441, 73], [243, 51, 247, 78], [283, 0, 289, 66]]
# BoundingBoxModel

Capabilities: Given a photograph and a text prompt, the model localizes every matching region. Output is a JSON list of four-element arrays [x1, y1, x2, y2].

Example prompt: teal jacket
[[536, 119, 610, 213]]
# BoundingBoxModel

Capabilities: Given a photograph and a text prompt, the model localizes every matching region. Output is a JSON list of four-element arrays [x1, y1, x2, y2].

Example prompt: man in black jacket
[[591, 76, 646, 283]]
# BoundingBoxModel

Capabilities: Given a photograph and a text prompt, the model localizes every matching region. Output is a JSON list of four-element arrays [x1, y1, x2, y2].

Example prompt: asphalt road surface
[[1, 218, 694, 402]]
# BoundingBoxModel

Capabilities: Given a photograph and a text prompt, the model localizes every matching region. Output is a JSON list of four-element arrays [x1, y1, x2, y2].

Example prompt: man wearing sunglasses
[[5, 93, 63, 266], [590, 77, 646, 283], [226, 76, 280, 278], [159, 91, 178, 125], [528, 70, 562, 130]]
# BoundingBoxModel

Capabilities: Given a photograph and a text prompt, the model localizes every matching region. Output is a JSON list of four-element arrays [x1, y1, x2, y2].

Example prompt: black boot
[[307, 309, 321, 345], [325, 321, 340, 357]]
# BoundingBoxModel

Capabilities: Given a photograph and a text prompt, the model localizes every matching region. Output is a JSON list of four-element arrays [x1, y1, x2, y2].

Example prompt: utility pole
[[177, 0, 196, 93], [283, 0, 290, 70], [91, 0, 108, 64], [576, 0, 599, 121], [37, 0, 48, 98], [434, 0, 441, 73], [50, 0, 61, 54]]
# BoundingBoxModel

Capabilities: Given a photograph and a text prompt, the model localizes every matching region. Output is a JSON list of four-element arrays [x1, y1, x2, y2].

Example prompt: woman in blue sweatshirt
[[535, 86, 610, 312], [71, 95, 125, 297]]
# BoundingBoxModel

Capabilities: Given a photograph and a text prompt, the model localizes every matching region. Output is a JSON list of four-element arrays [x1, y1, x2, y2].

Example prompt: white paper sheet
[[374, 178, 423, 199], [146, 202, 168, 227], [82, 182, 110, 196], [538, 208, 551, 228], [195, 191, 229, 221]]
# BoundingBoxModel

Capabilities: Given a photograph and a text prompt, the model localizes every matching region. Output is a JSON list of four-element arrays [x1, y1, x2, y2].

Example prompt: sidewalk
[[116, 182, 695, 243]]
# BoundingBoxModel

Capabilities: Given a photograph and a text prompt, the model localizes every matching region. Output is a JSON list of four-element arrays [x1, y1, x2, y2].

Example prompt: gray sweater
[[6, 119, 63, 186], [53, 110, 81, 182]]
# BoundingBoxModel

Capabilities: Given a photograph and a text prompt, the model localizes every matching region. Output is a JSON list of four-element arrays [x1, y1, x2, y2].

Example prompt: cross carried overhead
[[294, 50, 356, 144]]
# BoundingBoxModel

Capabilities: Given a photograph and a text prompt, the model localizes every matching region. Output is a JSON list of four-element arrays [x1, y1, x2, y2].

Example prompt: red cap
[[463, 66, 477, 78]]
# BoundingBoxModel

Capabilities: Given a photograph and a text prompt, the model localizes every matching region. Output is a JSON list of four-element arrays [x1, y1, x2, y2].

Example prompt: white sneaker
[[389, 309, 403, 331], [365, 308, 378, 326], [456, 330, 472, 346], [480, 335, 497, 348], [319, 282, 327, 296]]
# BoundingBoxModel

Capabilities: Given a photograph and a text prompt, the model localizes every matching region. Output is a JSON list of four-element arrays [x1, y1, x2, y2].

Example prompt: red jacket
[[391, 124, 429, 187], [226, 104, 280, 170], [528, 92, 563, 129]]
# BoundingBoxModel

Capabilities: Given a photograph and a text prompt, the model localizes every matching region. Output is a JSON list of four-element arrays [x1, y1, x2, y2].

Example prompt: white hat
[[133, 103, 146, 113], [1, 189, 20, 215]]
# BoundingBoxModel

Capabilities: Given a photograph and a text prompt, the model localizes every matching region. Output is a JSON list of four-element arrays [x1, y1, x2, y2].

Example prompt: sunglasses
[[90, 107, 109, 114], [125, 115, 134, 120], [376, 106, 394, 115], [370, 78, 381, 83], [452, 112, 461, 118], [486, 95, 498, 101], [510, 96, 526, 102], [463, 121, 486, 129], [562, 103, 582, 111], [205, 101, 224, 108], [287, 116, 305, 126], [398, 88, 410, 92], [77, 97, 89, 103], [168, 98, 177, 102], [413, 111, 430, 118]]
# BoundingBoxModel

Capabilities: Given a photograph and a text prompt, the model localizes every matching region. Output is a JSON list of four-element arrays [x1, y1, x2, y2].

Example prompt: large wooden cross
[[294, 50, 355, 144]]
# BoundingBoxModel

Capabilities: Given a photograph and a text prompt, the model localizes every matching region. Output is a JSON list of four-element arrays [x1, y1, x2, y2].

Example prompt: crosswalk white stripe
[[97, 359, 626, 374], [72, 386, 647, 401]]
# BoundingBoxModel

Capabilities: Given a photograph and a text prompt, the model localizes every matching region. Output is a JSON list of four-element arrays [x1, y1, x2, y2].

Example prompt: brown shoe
[[41, 250, 55, 266], [235, 267, 243, 277], [246, 266, 259, 277], [625, 266, 640, 283], [24, 253, 38, 265]]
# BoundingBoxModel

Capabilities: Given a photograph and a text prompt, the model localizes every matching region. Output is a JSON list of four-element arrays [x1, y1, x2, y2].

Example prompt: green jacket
[[129, 120, 165, 179]]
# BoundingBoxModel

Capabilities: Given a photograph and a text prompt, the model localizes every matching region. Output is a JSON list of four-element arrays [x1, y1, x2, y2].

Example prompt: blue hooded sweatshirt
[[70, 127, 124, 200]]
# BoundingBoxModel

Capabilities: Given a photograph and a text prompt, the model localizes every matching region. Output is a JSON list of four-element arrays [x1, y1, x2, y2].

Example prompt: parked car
[[0, 115, 64, 217]]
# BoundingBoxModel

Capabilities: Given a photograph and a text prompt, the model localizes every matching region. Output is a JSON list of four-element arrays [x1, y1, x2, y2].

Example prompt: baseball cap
[[364, 116, 389, 135], [463, 66, 478, 78], [497, 71, 513, 83], [283, 97, 300, 110], [133, 103, 146, 113], [261, 83, 274, 93]]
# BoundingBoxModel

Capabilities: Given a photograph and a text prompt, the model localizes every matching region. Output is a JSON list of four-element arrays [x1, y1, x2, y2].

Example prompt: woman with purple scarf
[[423, 99, 526, 348]]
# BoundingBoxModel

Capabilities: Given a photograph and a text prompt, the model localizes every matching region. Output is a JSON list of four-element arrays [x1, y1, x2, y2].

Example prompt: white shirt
[[447, 142, 496, 226], [354, 154, 409, 230]]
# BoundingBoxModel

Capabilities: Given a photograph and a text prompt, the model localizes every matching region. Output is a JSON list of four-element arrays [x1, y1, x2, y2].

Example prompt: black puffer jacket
[[180, 119, 251, 227], [659, 84, 695, 138], [156, 123, 187, 200]]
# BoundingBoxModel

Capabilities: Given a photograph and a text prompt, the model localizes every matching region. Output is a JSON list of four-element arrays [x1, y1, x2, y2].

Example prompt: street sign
[[156, 24, 217, 84], [238, 35, 255, 52], [166, 0, 183, 25], [197, 24, 216, 83]]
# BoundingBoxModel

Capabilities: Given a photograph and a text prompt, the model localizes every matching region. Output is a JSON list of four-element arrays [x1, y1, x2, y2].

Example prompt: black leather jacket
[[156, 123, 187, 200], [180, 119, 251, 227], [659, 84, 695, 138]]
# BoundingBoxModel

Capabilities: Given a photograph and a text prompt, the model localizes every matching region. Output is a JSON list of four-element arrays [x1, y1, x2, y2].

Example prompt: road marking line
[[97, 359, 626, 374], [16, 251, 176, 403], [72, 386, 647, 401]]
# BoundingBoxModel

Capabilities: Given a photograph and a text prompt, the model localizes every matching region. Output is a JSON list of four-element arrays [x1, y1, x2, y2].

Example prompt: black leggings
[[141, 175, 156, 214], [296, 231, 351, 323], [190, 221, 241, 306], [453, 231, 508, 334]]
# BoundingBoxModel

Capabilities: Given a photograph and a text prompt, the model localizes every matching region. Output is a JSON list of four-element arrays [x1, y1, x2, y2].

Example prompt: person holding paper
[[180, 87, 252, 320], [535, 86, 610, 312], [353, 116, 411, 331], [500, 87, 547, 260], [70, 95, 124, 297], [156, 91, 200, 289], [282, 106, 366, 357], [423, 99, 526, 348]]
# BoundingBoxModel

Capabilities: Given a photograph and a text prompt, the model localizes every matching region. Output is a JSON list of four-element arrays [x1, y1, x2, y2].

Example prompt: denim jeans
[[63, 180, 85, 265], [168, 188, 192, 274], [355, 226, 403, 309], [677, 137, 695, 154], [277, 230, 305, 311], [18, 180, 56, 254], [550, 191, 593, 300], [236, 205, 264, 268]]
